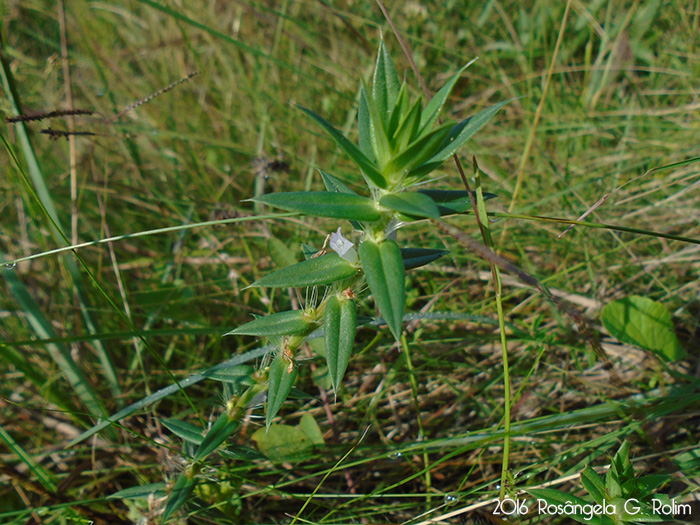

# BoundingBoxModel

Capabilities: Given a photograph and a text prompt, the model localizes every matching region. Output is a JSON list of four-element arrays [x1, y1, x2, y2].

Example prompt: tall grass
[[1, 1, 698, 523]]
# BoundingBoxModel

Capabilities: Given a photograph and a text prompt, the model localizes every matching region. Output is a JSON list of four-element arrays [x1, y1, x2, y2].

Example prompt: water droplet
[[444, 494, 458, 504], [4, 262, 16, 269], [495, 484, 501, 490], [388, 451, 402, 460], [489, 217, 502, 223]]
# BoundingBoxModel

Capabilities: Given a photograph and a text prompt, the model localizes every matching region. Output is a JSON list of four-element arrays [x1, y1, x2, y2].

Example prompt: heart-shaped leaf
[[359, 239, 405, 341], [601, 296, 685, 361]]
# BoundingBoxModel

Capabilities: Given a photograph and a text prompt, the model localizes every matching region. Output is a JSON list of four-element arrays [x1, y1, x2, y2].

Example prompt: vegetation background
[[1, 0, 698, 523]]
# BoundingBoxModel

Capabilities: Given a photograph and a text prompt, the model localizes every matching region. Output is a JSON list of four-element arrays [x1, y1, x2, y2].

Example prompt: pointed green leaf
[[194, 412, 240, 462], [373, 39, 401, 127], [401, 248, 449, 270], [427, 99, 512, 163], [267, 351, 298, 428], [251, 191, 380, 221], [418, 189, 497, 215], [163, 473, 198, 523], [405, 160, 444, 180], [226, 310, 311, 337], [379, 192, 440, 219], [204, 365, 256, 385], [320, 170, 358, 195], [419, 59, 477, 133], [384, 122, 453, 177], [581, 465, 606, 505], [359, 239, 405, 340], [386, 81, 410, 141], [249, 253, 357, 288], [601, 296, 686, 361], [108, 482, 167, 500], [161, 418, 205, 445], [325, 296, 357, 391], [526, 488, 611, 525], [361, 77, 392, 168], [358, 87, 376, 162], [392, 96, 423, 152], [298, 106, 386, 188], [267, 237, 298, 269]]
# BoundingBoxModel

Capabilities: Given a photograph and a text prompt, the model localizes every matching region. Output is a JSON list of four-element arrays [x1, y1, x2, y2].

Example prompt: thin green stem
[[401, 333, 432, 505]]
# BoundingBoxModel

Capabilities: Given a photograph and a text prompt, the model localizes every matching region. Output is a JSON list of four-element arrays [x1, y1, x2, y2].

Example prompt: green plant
[[158, 39, 508, 521], [527, 441, 674, 524]]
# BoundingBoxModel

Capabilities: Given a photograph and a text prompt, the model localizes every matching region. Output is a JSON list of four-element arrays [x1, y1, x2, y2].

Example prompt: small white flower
[[329, 228, 358, 263]]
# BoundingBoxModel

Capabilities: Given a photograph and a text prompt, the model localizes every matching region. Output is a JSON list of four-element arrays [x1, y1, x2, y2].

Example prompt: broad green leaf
[[325, 296, 357, 391], [222, 444, 268, 461], [379, 192, 440, 219], [161, 418, 205, 445], [298, 106, 387, 188], [392, 96, 423, 152], [359, 239, 406, 341], [419, 59, 477, 133], [251, 191, 381, 221], [401, 248, 449, 270], [601, 296, 685, 361], [226, 310, 311, 337], [581, 465, 606, 505], [361, 77, 392, 168], [418, 189, 497, 215], [267, 351, 298, 428], [162, 473, 198, 523], [249, 253, 357, 288], [383, 122, 454, 178], [194, 412, 240, 462], [358, 87, 376, 162], [298, 413, 325, 445], [319, 170, 358, 195], [252, 423, 313, 462], [267, 237, 298, 269], [373, 39, 401, 128], [427, 99, 511, 163]]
